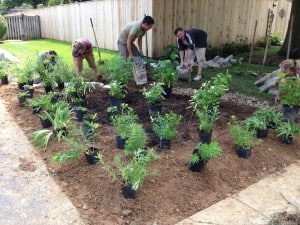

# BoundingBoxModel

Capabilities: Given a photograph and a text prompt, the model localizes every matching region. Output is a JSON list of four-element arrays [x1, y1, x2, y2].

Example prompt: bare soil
[[1, 75, 300, 225]]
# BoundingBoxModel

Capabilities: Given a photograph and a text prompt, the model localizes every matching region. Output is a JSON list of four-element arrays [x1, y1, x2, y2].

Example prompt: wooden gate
[[4, 14, 41, 40]]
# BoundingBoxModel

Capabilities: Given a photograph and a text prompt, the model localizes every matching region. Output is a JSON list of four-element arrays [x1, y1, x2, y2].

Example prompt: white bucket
[[176, 66, 191, 81]]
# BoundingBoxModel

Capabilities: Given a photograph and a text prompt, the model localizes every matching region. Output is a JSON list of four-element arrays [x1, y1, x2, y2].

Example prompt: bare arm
[[127, 35, 135, 57], [137, 37, 143, 54]]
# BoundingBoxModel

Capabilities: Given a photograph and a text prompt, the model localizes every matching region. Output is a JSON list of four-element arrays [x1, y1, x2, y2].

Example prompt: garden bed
[[0, 81, 299, 225]]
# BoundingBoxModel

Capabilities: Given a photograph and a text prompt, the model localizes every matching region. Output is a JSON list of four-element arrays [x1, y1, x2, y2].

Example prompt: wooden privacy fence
[[6, 0, 292, 58], [4, 15, 41, 40]]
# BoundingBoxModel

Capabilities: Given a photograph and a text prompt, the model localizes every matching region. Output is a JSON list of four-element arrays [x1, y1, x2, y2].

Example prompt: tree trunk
[[278, 0, 300, 59]]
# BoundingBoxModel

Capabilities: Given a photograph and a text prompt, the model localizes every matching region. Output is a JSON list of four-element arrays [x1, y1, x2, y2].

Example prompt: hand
[[128, 54, 133, 61]]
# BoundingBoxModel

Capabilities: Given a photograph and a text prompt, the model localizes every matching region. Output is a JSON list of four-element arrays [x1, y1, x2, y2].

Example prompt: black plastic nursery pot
[[256, 129, 268, 138], [109, 97, 122, 109], [1, 75, 8, 85], [121, 184, 137, 199], [17, 95, 27, 107], [84, 147, 99, 164], [159, 139, 171, 150], [116, 135, 128, 149], [44, 85, 53, 93], [236, 147, 252, 159], [74, 108, 87, 122], [40, 117, 52, 128], [280, 135, 293, 145], [57, 82, 65, 90], [188, 149, 206, 172], [148, 104, 162, 117], [162, 85, 173, 98], [197, 129, 212, 144]]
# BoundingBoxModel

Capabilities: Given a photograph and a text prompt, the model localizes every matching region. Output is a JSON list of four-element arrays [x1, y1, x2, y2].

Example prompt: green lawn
[[0, 39, 279, 101]]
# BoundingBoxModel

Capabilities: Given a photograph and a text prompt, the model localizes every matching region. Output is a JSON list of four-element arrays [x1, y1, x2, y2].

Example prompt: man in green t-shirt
[[118, 16, 154, 60]]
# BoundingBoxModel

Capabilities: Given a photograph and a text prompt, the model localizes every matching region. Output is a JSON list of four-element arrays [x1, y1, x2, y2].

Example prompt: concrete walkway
[[176, 162, 300, 225], [1, 97, 300, 225], [0, 100, 84, 225]]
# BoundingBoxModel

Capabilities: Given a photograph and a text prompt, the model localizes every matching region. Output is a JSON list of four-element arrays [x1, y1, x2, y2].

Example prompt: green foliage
[[153, 60, 177, 88], [245, 115, 267, 131], [276, 120, 300, 139], [278, 77, 300, 107], [0, 60, 10, 78], [196, 106, 219, 132], [108, 56, 132, 85], [82, 118, 100, 142], [31, 129, 53, 148], [142, 82, 165, 105], [114, 148, 159, 191], [151, 111, 182, 140], [124, 123, 147, 156], [0, 14, 7, 39], [108, 80, 127, 99], [111, 104, 138, 139], [191, 141, 222, 164], [162, 44, 179, 62], [16, 58, 35, 83], [253, 108, 283, 128], [63, 76, 92, 101], [211, 71, 232, 97], [229, 116, 255, 149]]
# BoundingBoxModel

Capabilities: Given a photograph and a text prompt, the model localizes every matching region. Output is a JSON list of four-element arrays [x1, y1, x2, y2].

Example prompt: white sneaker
[[193, 74, 202, 81]]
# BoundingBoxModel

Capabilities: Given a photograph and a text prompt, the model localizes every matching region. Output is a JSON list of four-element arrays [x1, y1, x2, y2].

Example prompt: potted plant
[[189, 141, 222, 172], [82, 114, 100, 142], [110, 104, 138, 149], [123, 123, 147, 156], [142, 82, 165, 117], [253, 108, 283, 129], [74, 106, 88, 121], [108, 56, 132, 86], [151, 111, 182, 149], [229, 116, 256, 158], [108, 80, 127, 108], [275, 120, 300, 145], [16, 58, 35, 90], [17, 91, 31, 106], [153, 60, 177, 97], [278, 76, 300, 122], [195, 106, 219, 143], [114, 148, 159, 199], [244, 115, 268, 138], [63, 76, 92, 105]]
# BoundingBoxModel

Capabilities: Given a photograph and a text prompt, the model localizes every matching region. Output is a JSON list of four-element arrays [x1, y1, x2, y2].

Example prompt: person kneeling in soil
[[72, 38, 105, 82], [38, 50, 58, 70]]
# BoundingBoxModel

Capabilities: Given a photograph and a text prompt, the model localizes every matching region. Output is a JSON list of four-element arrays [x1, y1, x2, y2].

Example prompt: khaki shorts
[[73, 53, 97, 73], [185, 48, 206, 63]]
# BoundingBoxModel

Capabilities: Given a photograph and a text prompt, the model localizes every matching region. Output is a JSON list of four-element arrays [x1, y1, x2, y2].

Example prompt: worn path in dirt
[[0, 96, 300, 225], [0, 100, 84, 225]]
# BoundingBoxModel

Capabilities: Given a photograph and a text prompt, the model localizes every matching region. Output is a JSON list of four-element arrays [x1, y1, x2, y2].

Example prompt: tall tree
[[2, 0, 47, 9], [278, 0, 300, 59]]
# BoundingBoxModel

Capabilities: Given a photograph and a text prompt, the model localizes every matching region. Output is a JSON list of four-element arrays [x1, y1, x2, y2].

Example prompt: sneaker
[[193, 74, 202, 81]]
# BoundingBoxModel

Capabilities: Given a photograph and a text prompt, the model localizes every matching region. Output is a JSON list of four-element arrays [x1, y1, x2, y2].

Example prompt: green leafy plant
[[151, 111, 182, 140], [153, 60, 177, 88], [212, 71, 232, 97], [16, 58, 35, 84], [111, 104, 138, 139], [278, 77, 300, 107], [108, 56, 132, 85], [108, 80, 127, 99], [245, 115, 268, 131], [253, 108, 283, 128], [63, 76, 92, 101], [229, 117, 256, 149], [190, 141, 222, 164], [124, 123, 147, 156], [142, 82, 165, 106], [114, 148, 159, 191], [275, 120, 300, 139], [196, 106, 219, 133]]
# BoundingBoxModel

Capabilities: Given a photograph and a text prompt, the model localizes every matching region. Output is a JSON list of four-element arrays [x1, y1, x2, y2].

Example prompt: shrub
[[0, 14, 7, 39]]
